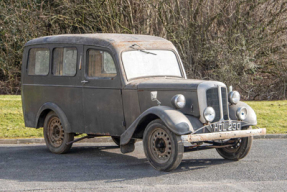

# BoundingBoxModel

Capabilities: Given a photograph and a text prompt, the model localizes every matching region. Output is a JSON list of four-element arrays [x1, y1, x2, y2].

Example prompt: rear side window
[[28, 48, 50, 75], [87, 49, 116, 78], [53, 48, 77, 76]]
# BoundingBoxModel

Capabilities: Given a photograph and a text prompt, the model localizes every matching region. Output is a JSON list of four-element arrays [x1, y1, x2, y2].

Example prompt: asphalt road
[[0, 139, 287, 192]]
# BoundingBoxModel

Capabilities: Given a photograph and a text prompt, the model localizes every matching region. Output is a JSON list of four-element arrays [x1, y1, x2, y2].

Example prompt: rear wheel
[[44, 111, 74, 154], [143, 119, 184, 171], [216, 126, 253, 160]]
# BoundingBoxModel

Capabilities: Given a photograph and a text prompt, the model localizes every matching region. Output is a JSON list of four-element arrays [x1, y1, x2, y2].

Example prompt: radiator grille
[[206, 87, 229, 122], [221, 87, 229, 120], [206, 88, 220, 122]]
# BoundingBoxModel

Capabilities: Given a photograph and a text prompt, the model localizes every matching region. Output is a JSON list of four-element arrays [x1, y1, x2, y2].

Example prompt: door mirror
[[150, 91, 158, 101], [150, 91, 161, 105]]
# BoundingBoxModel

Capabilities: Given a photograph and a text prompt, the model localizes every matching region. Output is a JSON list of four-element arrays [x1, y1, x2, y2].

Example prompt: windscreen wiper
[[129, 44, 157, 55]]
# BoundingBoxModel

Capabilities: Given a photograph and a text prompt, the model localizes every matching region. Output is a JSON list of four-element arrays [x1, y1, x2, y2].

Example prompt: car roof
[[24, 33, 172, 49]]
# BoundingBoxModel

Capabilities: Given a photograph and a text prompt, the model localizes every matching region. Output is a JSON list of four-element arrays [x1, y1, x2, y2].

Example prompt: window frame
[[26, 47, 50, 76], [120, 49, 184, 81], [85, 48, 118, 80], [52, 47, 78, 77]]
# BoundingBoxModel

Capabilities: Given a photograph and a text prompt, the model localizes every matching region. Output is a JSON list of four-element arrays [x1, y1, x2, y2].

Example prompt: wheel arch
[[132, 113, 159, 139], [35, 102, 72, 133], [36, 109, 52, 128], [120, 106, 194, 145]]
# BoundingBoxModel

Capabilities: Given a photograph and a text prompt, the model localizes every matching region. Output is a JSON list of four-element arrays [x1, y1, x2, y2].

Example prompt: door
[[82, 46, 125, 136]]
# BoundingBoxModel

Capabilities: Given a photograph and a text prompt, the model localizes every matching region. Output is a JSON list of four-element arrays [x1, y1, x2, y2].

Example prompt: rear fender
[[36, 102, 72, 133]]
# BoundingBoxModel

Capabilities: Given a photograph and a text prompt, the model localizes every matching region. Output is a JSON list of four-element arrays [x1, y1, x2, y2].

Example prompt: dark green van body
[[21, 34, 257, 140]]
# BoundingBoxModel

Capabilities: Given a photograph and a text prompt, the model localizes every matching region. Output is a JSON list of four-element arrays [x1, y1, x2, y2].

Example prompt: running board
[[66, 135, 95, 145]]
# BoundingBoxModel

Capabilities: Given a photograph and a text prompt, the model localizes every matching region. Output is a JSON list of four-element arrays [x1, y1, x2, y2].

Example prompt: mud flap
[[120, 139, 136, 154]]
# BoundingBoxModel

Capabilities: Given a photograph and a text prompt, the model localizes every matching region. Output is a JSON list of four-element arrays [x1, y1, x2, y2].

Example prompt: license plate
[[203, 121, 241, 133]]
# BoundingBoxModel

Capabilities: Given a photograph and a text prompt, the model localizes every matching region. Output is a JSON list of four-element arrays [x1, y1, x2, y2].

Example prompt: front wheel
[[44, 111, 74, 154], [216, 126, 253, 160], [143, 119, 184, 171]]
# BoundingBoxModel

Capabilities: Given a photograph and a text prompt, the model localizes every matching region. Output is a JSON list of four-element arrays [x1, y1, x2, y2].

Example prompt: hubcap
[[47, 117, 64, 148], [149, 128, 172, 163]]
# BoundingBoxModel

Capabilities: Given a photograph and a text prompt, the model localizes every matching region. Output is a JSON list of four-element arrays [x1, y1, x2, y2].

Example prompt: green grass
[[245, 100, 287, 134], [0, 95, 286, 138], [0, 95, 42, 138]]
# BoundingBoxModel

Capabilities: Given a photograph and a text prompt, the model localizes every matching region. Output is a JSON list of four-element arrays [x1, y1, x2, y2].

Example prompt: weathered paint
[[181, 128, 266, 142], [22, 34, 264, 143]]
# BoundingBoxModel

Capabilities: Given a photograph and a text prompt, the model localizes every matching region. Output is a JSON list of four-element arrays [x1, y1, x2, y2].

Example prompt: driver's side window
[[87, 49, 116, 78]]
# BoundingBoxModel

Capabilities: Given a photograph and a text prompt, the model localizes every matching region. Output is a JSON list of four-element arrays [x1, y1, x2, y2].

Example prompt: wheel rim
[[47, 116, 64, 148], [222, 138, 242, 153], [149, 127, 172, 163]]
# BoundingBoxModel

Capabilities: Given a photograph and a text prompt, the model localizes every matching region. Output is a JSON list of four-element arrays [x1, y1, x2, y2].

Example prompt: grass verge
[[0, 95, 42, 138], [0, 95, 286, 138], [245, 100, 287, 134]]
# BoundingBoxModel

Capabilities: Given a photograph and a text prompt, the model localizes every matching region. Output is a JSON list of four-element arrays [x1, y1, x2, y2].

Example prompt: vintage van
[[22, 34, 266, 171]]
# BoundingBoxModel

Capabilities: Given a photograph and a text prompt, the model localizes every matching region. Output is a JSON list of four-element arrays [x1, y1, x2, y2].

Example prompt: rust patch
[[183, 128, 266, 142]]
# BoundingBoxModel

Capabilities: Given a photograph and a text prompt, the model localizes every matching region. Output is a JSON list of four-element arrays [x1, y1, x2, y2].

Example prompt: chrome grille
[[206, 87, 229, 122], [221, 87, 229, 120], [206, 88, 220, 122]]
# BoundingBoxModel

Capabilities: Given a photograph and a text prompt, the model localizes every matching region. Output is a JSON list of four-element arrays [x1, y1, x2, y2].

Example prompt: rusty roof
[[25, 33, 177, 53], [25, 33, 167, 46]]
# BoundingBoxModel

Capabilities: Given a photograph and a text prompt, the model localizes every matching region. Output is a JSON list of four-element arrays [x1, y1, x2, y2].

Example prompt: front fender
[[120, 106, 194, 145], [229, 101, 257, 127], [35, 102, 72, 133]]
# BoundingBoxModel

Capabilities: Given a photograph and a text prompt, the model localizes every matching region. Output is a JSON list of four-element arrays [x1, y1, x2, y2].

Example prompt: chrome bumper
[[181, 128, 266, 142]]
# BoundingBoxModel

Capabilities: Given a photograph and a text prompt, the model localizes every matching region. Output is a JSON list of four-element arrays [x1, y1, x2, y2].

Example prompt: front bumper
[[181, 128, 266, 142]]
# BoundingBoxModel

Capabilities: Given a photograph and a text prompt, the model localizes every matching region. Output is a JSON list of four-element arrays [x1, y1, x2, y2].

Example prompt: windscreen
[[122, 50, 182, 80]]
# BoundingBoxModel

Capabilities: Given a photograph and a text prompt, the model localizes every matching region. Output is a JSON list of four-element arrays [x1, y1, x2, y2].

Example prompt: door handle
[[81, 80, 89, 84]]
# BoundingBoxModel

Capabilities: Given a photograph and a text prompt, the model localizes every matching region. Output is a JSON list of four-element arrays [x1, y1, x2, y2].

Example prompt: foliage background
[[0, 0, 287, 100]]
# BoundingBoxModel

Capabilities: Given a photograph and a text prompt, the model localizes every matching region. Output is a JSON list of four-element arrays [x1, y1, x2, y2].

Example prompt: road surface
[[0, 139, 286, 191]]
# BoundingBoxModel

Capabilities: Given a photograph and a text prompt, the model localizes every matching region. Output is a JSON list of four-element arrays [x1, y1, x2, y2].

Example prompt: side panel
[[138, 90, 199, 116], [122, 90, 141, 128], [83, 88, 125, 135], [21, 48, 29, 126], [22, 85, 84, 133], [82, 45, 125, 136], [21, 44, 84, 133]]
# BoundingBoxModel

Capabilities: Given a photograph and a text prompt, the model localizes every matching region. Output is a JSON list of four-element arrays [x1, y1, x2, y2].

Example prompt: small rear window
[[53, 48, 77, 76], [28, 48, 50, 75]]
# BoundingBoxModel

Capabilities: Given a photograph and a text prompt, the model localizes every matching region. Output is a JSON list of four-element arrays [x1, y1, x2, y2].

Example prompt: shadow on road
[[0, 144, 232, 182]]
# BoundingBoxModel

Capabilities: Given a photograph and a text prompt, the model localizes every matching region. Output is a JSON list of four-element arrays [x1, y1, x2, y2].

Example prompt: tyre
[[143, 119, 184, 171], [43, 111, 74, 154], [216, 126, 253, 160]]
